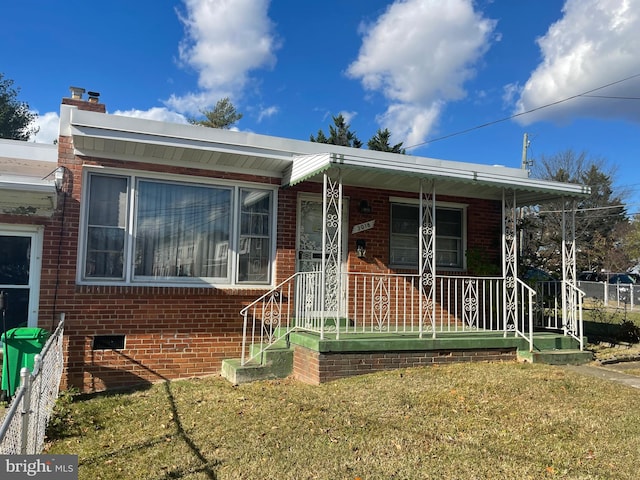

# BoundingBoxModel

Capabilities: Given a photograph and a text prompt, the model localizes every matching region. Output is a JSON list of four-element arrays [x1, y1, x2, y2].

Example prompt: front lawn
[[46, 362, 640, 479]]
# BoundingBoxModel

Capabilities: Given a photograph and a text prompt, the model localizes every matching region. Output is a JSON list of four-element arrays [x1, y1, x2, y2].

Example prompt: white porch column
[[321, 168, 342, 339], [502, 189, 518, 335], [419, 180, 436, 338], [562, 198, 579, 337]]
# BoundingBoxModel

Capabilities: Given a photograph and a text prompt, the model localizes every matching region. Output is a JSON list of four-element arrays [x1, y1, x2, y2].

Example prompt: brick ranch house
[[0, 90, 590, 392]]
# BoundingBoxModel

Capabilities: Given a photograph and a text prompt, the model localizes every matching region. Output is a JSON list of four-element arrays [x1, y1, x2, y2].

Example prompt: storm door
[[295, 195, 348, 322], [0, 226, 43, 331]]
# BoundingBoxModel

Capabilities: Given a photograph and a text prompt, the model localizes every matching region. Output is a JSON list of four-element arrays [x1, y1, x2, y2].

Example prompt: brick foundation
[[293, 345, 517, 384]]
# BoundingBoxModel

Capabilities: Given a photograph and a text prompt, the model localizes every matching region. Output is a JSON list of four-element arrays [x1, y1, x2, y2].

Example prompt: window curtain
[[134, 181, 231, 280]]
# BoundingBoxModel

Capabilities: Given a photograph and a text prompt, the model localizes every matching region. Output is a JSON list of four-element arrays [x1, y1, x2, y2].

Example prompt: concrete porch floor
[[222, 330, 593, 385]]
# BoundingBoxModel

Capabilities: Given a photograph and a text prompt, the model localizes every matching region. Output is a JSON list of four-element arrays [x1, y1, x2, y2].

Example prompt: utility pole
[[521, 132, 530, 170]]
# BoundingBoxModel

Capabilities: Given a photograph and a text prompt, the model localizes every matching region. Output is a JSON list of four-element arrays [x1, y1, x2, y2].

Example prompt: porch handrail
[[515, 278, 536, 352], [240, 272, 301, 366], [562, 280, 585, 350], [238, 272, 581, 365]]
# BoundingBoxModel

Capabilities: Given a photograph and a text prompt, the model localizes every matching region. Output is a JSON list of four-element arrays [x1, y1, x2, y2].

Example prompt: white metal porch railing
[[239, 272, 577, 365], [240, 273, 299, 366], [532, 280, 585, 350]]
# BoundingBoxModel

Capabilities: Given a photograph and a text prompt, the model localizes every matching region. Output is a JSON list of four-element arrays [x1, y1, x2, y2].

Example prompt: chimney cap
[[88, 91, 100, 97], [69, 86, 86, 99]]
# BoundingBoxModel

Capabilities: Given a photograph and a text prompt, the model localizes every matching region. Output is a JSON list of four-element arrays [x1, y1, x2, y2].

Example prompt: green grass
[[45, 362, 640, 480]]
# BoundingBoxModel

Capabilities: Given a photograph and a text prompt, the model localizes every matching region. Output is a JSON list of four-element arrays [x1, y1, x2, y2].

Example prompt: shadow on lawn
[[81, 350, 220, 479]]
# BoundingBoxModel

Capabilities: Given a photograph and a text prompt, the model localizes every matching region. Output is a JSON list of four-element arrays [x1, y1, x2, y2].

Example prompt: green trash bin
[[1, 327, 50, 398]]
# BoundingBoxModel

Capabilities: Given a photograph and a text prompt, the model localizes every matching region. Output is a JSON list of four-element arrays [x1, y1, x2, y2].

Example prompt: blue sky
[[4, 0, 640, 212]]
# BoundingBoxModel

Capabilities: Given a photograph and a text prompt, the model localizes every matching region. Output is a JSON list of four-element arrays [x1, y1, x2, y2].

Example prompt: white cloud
[[257, 105, 279, 123], [112, 107, 189, 124], [377, 102, 443, 149], [339, 111, 358, 126], [347, 0, 496, 148], [168, 0, 280, 114], [31, 107, 189, 144], [513, 0, 640, 125], [31, 111, 60, 144]]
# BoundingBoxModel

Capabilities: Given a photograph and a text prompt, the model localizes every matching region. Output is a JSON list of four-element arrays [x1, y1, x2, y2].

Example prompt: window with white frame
[[390, 202, 465, 269], [82, 172, 274, 286]]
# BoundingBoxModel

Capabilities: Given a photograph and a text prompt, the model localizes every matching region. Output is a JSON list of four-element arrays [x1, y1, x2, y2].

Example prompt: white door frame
[[295, 193, 349, 273], [0, 223, 44, 328]]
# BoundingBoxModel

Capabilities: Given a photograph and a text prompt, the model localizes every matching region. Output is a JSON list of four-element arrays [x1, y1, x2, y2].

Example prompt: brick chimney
[[62, 86, 106, 113]]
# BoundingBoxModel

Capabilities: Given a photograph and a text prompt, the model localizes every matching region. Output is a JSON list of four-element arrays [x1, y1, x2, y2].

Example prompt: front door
[[0, 225, 43, 331], [296, 195, 348, 320]]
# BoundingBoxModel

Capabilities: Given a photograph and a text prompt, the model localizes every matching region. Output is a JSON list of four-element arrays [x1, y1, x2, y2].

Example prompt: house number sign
[[352, 220, 375, 234]]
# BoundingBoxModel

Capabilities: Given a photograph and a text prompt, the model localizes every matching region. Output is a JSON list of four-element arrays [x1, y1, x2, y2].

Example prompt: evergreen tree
[[189, 97, 242, 129], [0, 73, 38, 140], [310, 114, 362, 148], [367, 128, 405, 154]]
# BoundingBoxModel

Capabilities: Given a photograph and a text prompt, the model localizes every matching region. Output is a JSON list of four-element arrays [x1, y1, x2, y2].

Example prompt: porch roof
[[283, 152, 590, 206], [63, 107, 589, 206], [0, 139, 58, 217]]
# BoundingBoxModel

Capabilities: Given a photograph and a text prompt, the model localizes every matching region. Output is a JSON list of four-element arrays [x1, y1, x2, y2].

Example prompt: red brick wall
[[44, 172, 501, 392], [61, 97, 106, 113], [293, 346, 517, 385], [284, 184, 502, 275], [21, 101, 503, 392], [39, 132, 286, 392]]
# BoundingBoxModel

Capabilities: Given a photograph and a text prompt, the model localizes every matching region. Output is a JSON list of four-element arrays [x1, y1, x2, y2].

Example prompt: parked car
[[521, 268, 560, 309], [522, 268, 556, 282], [608, 274, 636, 284], [578, 271, 603, 282]]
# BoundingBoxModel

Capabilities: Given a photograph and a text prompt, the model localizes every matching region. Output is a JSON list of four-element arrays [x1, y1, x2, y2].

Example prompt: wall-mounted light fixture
[[359, 200, 372, 214], [54, 166, 65, 192], [356, 239, 367, 258]]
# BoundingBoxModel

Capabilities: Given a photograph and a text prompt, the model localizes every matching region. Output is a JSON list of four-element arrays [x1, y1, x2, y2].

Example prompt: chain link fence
[[0, 314, 65, 454], [579, 281, 640, 311]]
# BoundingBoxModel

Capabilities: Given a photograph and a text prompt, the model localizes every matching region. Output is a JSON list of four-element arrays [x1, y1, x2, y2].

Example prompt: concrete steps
[[518, 349, 594, 365], [221, 347, 293, 385]]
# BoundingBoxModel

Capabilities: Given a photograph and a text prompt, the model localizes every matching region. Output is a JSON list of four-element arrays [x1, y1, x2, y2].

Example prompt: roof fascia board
[[68, 108, 320, 161], [69, 125, 296, 166], [73, 146, 285, 179], [0, 138, 58, 163], [63, 107, 589, 199], [332, 151, 528, 179], [328, 153, 589, 198], [0, 179, 56, 193]]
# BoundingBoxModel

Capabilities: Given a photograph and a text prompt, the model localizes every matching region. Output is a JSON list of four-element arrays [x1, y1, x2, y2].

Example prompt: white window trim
[[389, 197, 468, 271], [77, 166, 278, 288]]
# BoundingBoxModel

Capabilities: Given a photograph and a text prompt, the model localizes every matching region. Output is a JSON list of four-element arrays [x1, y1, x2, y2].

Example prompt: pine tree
[[310, 114, 362, 148], [189, 97, 243, 129], [367, 128, 405, 154]]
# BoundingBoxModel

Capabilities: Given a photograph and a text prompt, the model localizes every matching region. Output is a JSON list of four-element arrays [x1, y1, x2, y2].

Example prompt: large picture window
[[82, 172, 274, 286], [390, 202, 465, 269]]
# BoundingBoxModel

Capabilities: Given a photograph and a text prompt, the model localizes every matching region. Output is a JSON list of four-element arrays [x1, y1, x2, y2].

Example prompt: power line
[[582, 95, 640, 100], [538, 204, 628, 214], [405, 72, 640, 150]]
